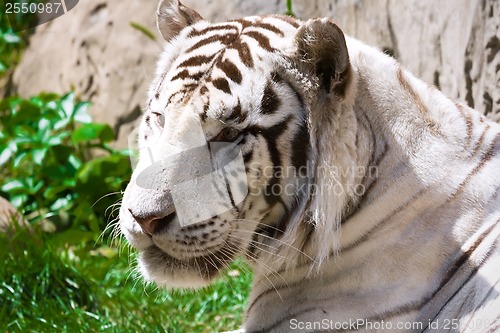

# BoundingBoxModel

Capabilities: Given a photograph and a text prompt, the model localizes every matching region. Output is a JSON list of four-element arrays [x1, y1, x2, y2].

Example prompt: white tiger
[[119, 0, 500, 332]]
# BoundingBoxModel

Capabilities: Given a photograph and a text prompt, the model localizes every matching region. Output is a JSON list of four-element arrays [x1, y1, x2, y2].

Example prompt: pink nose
[[128, 209, 176, 235]]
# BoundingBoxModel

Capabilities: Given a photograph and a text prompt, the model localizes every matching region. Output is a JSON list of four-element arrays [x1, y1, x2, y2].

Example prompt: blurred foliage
[[0, 0, 40, 78], [0, 92, 132, 235], [0, 1, 131, 238]]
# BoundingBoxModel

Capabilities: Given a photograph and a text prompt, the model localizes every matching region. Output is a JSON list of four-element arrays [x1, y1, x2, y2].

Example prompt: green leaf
[[54, 117, 70, 130], [76, 154, 131, 200], [10, 194, 28, 208], [46, 100, 58, 112], [73, 102, 92, 124], [41, 111, 63, 128], [31, 180, 44, 194], [2, 179, 25, 192], [0, 146, 13, 166], [13, 137, 35, 148], [60, 92, 75, 119], [129, 21, 157, 41], [68, 154, 82, 170], [5, 97, 22, 113], [14, 124, 35, 138], [62, 178, 77, 187], [37, 118, 52, 143], [32, 148, 48, 165], [71, 123, 114, 143], [50, 194, 73, 211], [24, 177, 35, 190], [2, 32, 21, 44], [38, 117, 51, 132], [0, 61, 6, 73], [47, 136, 62, 146], [116, 148, 135, 157], [0, 141, 19, 166], [13, 151, 28, 168], [44, 186, 68, 200], [48, 132, 69, 146]]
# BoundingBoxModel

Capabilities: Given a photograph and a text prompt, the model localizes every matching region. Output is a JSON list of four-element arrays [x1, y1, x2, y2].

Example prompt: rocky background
[[12, 0, 500, 147]]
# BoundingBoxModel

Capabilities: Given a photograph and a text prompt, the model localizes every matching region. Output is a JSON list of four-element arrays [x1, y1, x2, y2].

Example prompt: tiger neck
[[253, 38, 399, 273], [254, 35, 475, 279], [297, 35, 450, 266]]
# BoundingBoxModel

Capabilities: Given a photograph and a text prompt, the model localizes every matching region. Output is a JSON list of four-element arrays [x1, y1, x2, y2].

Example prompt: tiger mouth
[[139, 241, 239, 282]]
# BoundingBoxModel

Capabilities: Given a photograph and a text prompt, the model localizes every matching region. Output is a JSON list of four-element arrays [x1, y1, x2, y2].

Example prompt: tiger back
[[119, 1, 500, 332]]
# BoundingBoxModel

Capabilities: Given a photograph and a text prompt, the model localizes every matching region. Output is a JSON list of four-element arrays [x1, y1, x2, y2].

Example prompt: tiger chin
[[119, 0, 500, 332]]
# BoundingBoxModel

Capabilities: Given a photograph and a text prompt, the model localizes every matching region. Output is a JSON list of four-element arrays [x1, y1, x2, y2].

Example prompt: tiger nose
[[128, 209, 176, 235]]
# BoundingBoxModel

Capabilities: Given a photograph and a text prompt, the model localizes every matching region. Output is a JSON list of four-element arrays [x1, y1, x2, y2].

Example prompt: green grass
[[0, 226, 253, 333]]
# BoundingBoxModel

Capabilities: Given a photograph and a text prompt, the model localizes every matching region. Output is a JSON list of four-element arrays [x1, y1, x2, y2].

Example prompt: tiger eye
[[222, 127, 240, 141], [152, 111, 165, 129]]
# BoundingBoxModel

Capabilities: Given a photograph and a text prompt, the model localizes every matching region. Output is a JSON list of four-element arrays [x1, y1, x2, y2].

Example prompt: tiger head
[[119, 0, 357, 288]]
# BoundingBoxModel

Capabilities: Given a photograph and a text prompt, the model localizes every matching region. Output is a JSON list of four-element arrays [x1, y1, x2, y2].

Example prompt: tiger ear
[[157, 0, 203, 42], [293, 19, 351, 97]]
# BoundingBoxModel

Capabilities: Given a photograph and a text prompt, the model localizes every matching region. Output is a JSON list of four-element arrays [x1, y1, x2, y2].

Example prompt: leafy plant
[[0, 92, 131, 234], [0, 0, 40, 78]]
